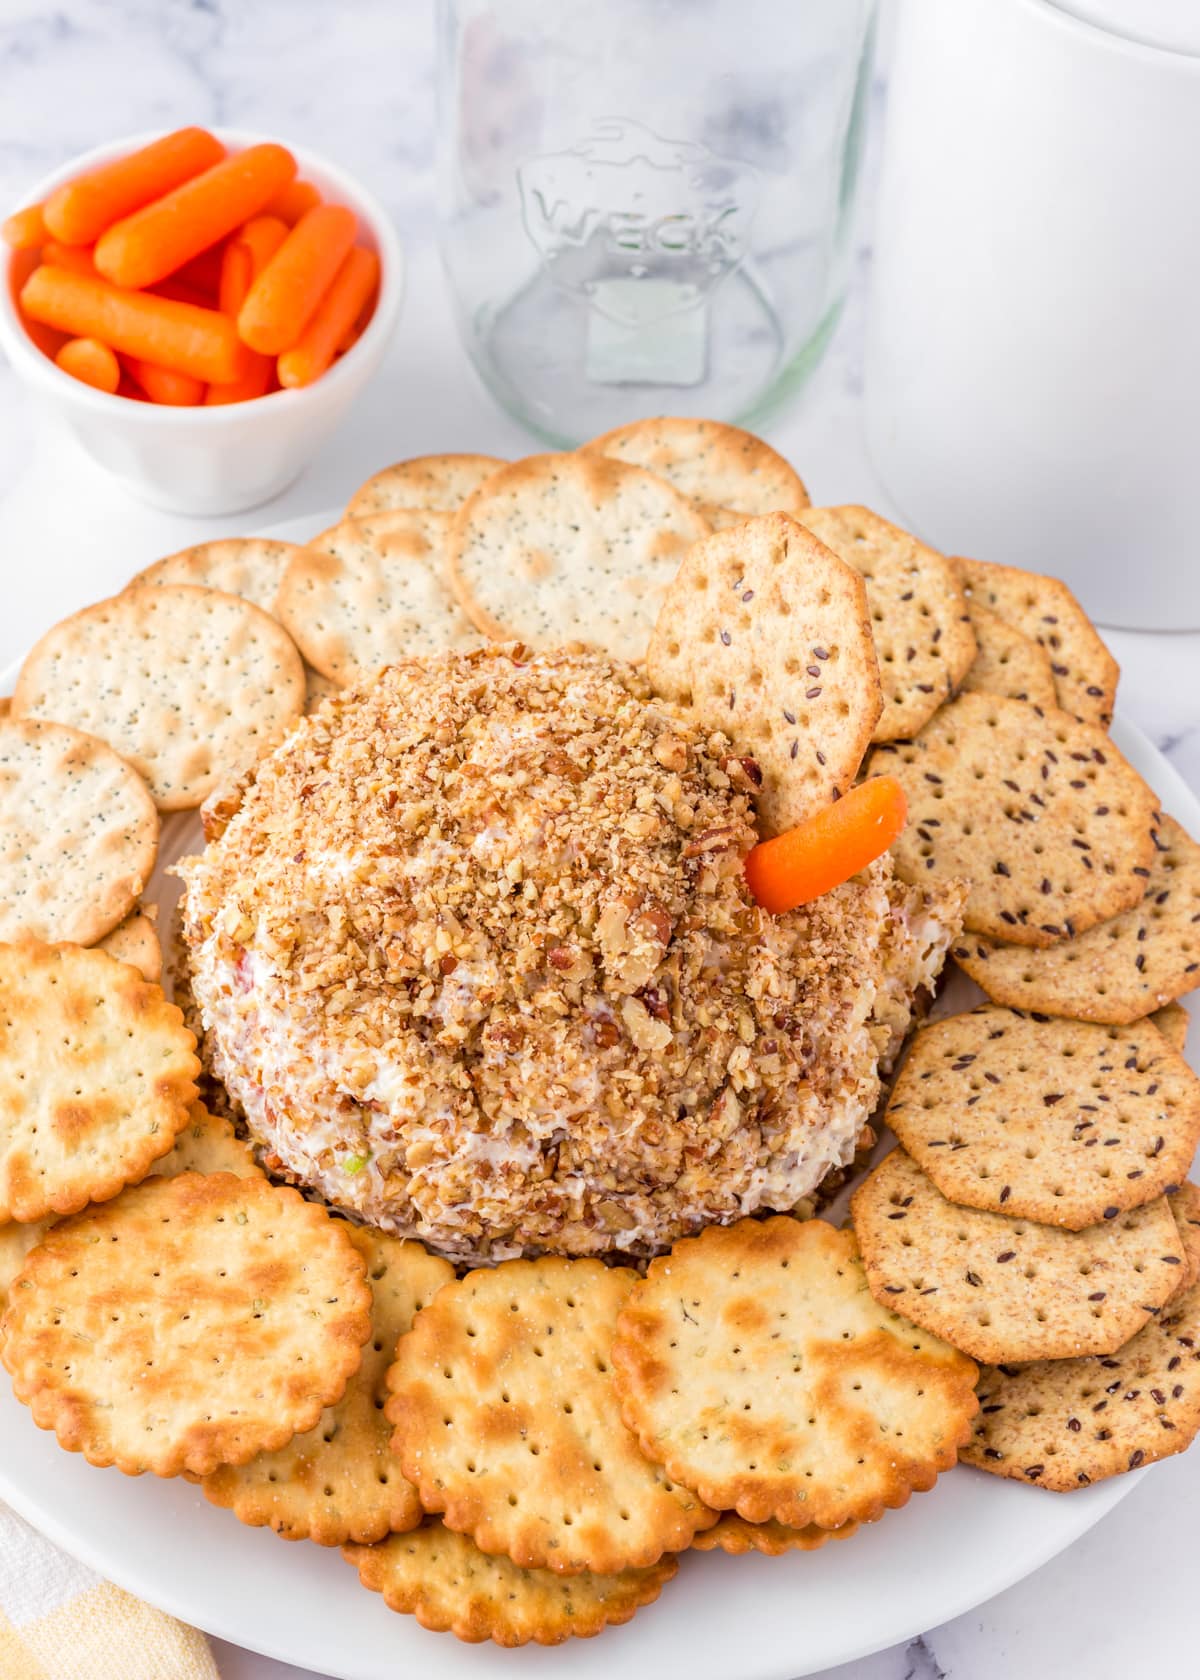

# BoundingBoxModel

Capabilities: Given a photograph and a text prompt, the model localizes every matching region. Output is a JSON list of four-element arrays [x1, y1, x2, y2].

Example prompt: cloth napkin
[[0, 1503, 219, 1680]]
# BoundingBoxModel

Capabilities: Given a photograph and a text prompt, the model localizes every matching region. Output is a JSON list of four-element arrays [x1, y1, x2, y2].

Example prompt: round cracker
[[96, 906, 161, 984], [0, 716, 158, 946], [581, 417, 809, 527], [13, 586, 306, 811], [691, 1514, 859, 1556], [278, 511, 482, 686], [0, 942, 198, 1223], [445, 452, 711, 665], [343, 1519, 678, 1647], [347, 453, 507, 519], [204, 1229, 452, 1546], [1168, 1183, 1200, 1297], [125, 538, 303, 618], [960, 602, 1058, 709], [153, 1102, 261, 1181], [2, 1171, 372, 1477]]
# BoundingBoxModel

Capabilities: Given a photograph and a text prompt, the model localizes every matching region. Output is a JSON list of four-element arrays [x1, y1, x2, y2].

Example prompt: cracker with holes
[[0, 942, 198, 1223], [277, 512, 482, 686], [962, 1278, 1200, 1490], [955, 556, 1119, 727], [96, 905, 161, 984], [1168, 1184, 1200, 1296], [0, 716, 158, 947], [869, 692, 1159, 947], [960, 602, 1058, 709], [125, 538, 304, 618], [344, 1518, 677, 1647], [611, 1217, 977, 1531], [646, 513, 882, 832], [154, 1102, 261, 1181], [580, 417, 809, 530], [13, 586, 305, 811], [884, 1007, 1200, 1229], [445, 453, 711, 665], [851, 1149, 1185, 1364], [347, 453, 506, 518], [1153, 1002, 1191, 1053], [953, 814, 1200, 1018], [305, 664, 341, 712], [2, 1172, 371, 1477], [205, 1229, 452, 1545], [386, 1256, 714, 1575], [691, 1514, 859, 1557], [797, 506, 976, 741]]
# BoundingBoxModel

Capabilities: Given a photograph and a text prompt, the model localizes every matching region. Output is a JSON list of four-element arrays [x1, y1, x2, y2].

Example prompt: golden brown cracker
[[126, 538, 302, 618], [347, 453, 506, 518], [691, 1514, 859, 1556], [581, 417, 809, 528], [96, 905, 161, 984], [960, 602, 1057, 709]]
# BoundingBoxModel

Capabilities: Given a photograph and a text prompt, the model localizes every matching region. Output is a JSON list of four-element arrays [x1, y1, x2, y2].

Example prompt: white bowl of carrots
[[0, 127, 403, 515]]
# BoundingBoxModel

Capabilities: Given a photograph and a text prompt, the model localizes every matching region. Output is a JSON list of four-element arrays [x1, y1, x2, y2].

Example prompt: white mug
[[864, 0, 1200, 629]]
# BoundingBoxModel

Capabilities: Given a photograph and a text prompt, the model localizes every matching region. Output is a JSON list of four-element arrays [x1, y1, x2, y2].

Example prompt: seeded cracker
[[277, 511, 482, 685], [1168, 1184, 1200, 1296], [884, 1007, 1200, 1228], [445, 453, 711, 665], [646, 514, 882, 832], [344, 1519, 677, 1646], [797, 506, 976, 742], [692, 1515, 860, 1556], [962, 1277, 1200, 1490], [580, 417, 809, 530], [611, 1218, 978, 1530], [0, 715, 158, 946], [960, 602, 1058, 709], [96, 905, 162, 984], [305, 664, 341, 712], [955, 556, 1119, 727], [347, 453, 506, 518], [204, 1229, 452, 1545], [386, 1257, 715, 1574], [13, 586, 306, 811], [869, 692, 1159, 947], [1153, 1002, 1191, 1054], [3, 1172, 371, 1477], [954, 814, 1200, 1020], [851, 1148, 1184, 1363], [125, 538, 304, 618], [0, 943, 198, 1222]]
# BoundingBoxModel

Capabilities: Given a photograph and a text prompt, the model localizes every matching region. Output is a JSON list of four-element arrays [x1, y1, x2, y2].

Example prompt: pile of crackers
[[0, 416, 1196, 1647]]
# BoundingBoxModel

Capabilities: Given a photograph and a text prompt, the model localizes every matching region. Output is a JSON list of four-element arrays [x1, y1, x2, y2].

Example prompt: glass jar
[[435, 0, 876, 445]]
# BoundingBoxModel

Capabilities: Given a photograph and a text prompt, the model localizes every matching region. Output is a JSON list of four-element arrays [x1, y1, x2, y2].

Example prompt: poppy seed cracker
[[347, 452, 506, 519], [960, 602, 1057, 709], [126, 537, 304, 619]]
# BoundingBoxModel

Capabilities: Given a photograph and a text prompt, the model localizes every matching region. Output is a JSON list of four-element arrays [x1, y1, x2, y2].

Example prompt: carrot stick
[[218, 216, 286, 315], [42, 240, 98, 278], [277, 245, 379, 387], [237, 204, 356, 355], [20, 266, 247, 384], [149, 275, 215, 308], [170, 243, 226, 296], [204, 358, 272, 405], [124, 355, 205, 406], [2, 203, 47, 249], [94, 142, 296, 290], [743, 776, 908, 914], [54, 337, 120, 394], [44, 127, 226, 247], [264, 178, 321, 226]]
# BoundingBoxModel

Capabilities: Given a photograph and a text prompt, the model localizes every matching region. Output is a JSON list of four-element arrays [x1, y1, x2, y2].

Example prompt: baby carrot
[[237, 214, 288, 274], [237, 203, 356, 355], [277, 245, 379, 387], [124, 355, 205, 406], [2, 203, 46, 249], [44, 127, 226, 247], [42, 240, 98, 278], [21, 266, 246, 384], [54, 337, 120, 394], [170, 243, 226, 296], [94, 142, 296, 290], [265, 178, 321, 225], [218, 216, 287, 315], [204, 359, 272, 405], [743, 775, 908, 914]]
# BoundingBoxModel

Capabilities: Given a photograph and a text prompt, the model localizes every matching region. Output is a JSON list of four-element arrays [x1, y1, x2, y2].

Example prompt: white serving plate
[[0, 518, 1196, 1679]]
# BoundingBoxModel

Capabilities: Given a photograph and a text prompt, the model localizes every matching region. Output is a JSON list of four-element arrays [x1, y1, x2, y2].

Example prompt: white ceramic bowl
[[0, 129, 404, 515]]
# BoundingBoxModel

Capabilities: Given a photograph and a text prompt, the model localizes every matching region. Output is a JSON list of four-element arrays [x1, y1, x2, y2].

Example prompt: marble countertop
[[1, 5, 1198, 1679]]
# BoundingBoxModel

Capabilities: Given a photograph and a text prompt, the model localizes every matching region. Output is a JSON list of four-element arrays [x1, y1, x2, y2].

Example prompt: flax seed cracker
[[962, 1277, 1200, 1490], [445, 453, 711, 665], [278, 511, 481, 686], [646, 513, 882, 832], [96, 905, 161, 984], [885, 1007, 1200, 1228], [0, 715, 158, 946], [205, 1230, 452, 1545], [347, 453, 506, 519], [960, 602, 1057, 709], [2, 1172, 372, 1477], [1153, 1002, 1190, 1054], [1168, 1183, 1200, 1296], [953, 814, 1200, 1019], [611, 1217, 977, 1531], [692, 1514, 860, 1556], [13, 585, 306, 811], [386, 1256, 715, 1575], [869, 692, 1159, 947], [797, 506, 976, 741], [580, 417, 809, 530], [955, 556, 1119, 727], [125, 538, 304, 618], [851, 1148, 1184, 1363], [344, 1519, 677, 1647]]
